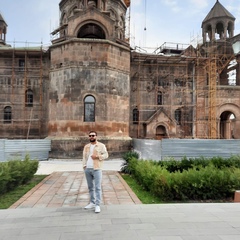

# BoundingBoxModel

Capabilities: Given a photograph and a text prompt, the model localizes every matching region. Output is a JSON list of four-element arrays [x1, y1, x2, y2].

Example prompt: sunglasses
[[89, 134, 96, 137]]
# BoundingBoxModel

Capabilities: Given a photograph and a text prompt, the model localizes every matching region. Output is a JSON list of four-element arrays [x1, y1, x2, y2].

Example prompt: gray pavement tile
[[3, 209, 33, 218], [20, 226, 77, 235], [85, 218, 112, 225], [3, 233, 61, 240], [173, 216, 224, 223], [153, 222, 196, 229], [192, 222, 237, 229], [104, 237, 150, 240], [129, 223, 157, 230], [217, 216, 240, 222], [0, 218, 15, 226], [101, 223, 129, 231], [0, 228, 22, 237], [75, 224, 102, 232], [111, 217, 142, 224], [1, 202, 240, 240], [60, 232, 104, 240], [45, 219, 86, 227], [137, 228, 191, 237], [219, 236, 240, 240], [186, 227, 240, 236], [101, 229, 139, 238], [12, 216, 46, 224], [182, 237, 221, 240], [150, 237, 184, 240]]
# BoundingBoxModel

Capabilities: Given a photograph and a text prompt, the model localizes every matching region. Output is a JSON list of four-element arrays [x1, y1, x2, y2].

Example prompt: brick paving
[[10, 171, 141, 209]]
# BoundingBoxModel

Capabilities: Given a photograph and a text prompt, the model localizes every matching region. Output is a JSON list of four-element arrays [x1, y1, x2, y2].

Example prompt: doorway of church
[[220, 111, 236, 139], [156, 125, 167, 140]]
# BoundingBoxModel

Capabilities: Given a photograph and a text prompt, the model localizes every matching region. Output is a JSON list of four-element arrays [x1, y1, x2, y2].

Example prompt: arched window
[[157, 91, 163, 105], [77, 23, 106, 39], [84, 95, 95, 122], [133, 108, 139, 124], [25, 89, 33, 107], [4, 106, 12, 124], [88, 0, 97, 7], [175, 109, 181, 125]]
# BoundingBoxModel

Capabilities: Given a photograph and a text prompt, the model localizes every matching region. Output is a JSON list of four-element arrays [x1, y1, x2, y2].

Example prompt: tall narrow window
[[206, 73, 209, 85], [4, 106, 12, 124], [84, 95, 95, 122], [25, 89, 33, 107], [19, 59, 25, 72], [133, 108, 139, 124], [157, 91, 163, 105], [175, 109, 181, 125]]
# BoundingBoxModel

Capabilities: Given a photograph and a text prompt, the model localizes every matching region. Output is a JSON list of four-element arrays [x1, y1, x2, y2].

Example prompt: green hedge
[[155, 155, 240, 172], [0, 155, 39, 195], [122, 152, 240, 201]]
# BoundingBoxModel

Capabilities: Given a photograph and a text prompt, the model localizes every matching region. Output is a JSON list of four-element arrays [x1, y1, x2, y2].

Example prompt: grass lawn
[[0, 175, 48, 209], [121, 173, 164, 204]]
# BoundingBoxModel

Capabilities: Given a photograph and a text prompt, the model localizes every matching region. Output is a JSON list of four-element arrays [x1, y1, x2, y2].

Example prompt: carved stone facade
[[0, 0, 240, 158], [48, 0, 131, 157], [130, 1, 240, 140], [0, 47, 49, 139]]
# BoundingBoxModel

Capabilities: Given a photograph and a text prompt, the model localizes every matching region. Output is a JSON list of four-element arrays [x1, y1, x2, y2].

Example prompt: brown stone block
[[48, 123, 58, 132], [234, 191, 240, 202], [69, 124, 80, 132]]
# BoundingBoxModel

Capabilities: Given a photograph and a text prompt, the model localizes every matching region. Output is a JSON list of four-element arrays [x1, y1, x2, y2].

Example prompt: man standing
[[83, 131, 108, 213]]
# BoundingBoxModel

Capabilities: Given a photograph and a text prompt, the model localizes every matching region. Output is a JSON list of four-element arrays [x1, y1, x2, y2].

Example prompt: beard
[[90, 138, 96, 143]]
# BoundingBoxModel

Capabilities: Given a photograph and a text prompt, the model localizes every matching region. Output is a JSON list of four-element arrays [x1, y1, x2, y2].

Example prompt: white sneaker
[[95, 205, 101, 213], [84, 202, 95, 209]]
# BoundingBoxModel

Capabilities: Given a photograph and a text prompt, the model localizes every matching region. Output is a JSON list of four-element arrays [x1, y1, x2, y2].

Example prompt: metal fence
[[133, 138, 240, 161], [0, 139, 51, 161]]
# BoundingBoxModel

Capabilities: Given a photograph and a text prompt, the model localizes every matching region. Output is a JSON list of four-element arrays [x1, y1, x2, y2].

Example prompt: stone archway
[[77, 23, 106, 39], [220, 111, 236, 139], [156, 125, 167, 140], [218, 103, 240, 139]]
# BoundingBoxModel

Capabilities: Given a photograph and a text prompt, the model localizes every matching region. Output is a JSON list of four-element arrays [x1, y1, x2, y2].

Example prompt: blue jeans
[[84, 168, 102, 206]]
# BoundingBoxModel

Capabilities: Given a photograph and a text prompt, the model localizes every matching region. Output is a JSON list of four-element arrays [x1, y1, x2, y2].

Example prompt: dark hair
[[89, 131, 97, 136]]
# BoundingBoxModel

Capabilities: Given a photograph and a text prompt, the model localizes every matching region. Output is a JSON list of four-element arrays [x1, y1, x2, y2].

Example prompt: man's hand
[[91, 154, 98, 160]]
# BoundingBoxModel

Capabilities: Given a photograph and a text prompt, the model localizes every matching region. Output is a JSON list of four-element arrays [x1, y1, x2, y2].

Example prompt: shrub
[[0, 155, 39, 195], [156, 155, 240, 172], [120, 151, 139, 174], [127, 156, 240, 202], [0, 164, 10, 194]]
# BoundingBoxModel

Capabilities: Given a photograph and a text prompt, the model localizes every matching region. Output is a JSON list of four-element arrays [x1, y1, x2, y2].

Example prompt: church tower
[[202, 0, 235, 43], [49, 0, 131, 157], [197, 1, 240, 140], [0, 13, 7, 46]]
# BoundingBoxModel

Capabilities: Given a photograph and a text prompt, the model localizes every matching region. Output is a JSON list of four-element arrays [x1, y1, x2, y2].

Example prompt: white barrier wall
[[0, 139, 51, 161], [133, 139, 240, 161]]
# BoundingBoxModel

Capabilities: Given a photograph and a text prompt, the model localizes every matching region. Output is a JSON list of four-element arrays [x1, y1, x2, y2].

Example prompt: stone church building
[[0, 0, 240, 158]]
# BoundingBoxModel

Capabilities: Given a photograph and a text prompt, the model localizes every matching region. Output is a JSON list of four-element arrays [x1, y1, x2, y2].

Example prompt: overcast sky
[[1, 0, 240, 51]]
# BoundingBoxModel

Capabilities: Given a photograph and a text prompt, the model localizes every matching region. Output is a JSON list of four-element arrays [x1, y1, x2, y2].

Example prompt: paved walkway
[[10, 171, 141, 209], [1, 159, 240, 240], [10, 159, 141, 209]]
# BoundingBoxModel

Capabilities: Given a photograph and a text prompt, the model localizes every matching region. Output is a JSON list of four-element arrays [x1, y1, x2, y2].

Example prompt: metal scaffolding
[[0, 42, 48, 139], [130, 40, 238, 139]]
